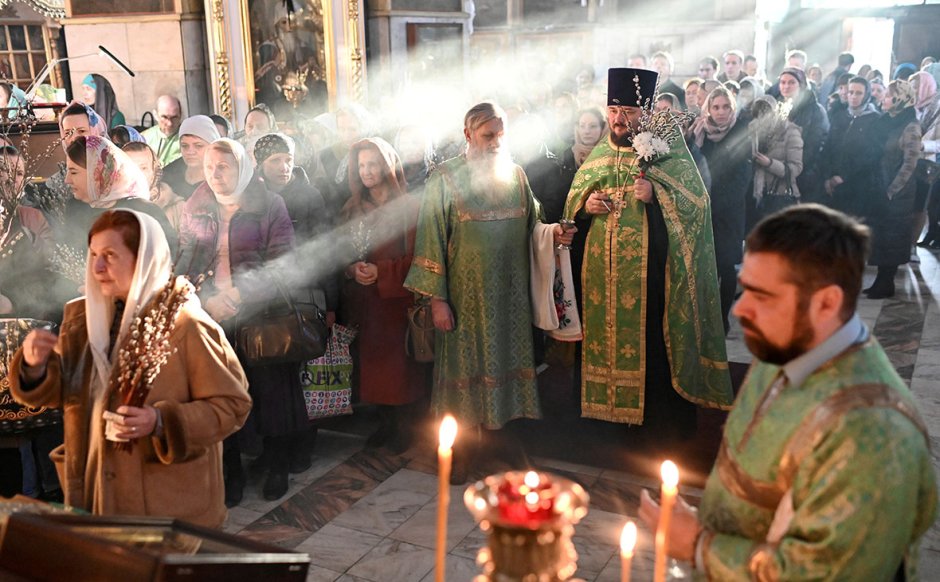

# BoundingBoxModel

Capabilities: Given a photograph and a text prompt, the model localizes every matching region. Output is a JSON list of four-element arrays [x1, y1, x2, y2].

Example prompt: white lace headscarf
[[84, 209, 172, 396]]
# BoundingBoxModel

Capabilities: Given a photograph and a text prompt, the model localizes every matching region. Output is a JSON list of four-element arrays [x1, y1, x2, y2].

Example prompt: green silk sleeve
[[703, 408, 937, 581], [403, 170, 450, 300]]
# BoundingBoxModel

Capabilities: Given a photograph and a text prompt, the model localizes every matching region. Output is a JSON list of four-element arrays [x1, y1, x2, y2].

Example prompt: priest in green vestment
[[404, 103, 574, 439], [639, 205, 937, 581], [563, 67, 733, 430]]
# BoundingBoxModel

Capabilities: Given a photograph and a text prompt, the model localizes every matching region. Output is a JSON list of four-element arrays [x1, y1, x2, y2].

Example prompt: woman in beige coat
[[10, 209, 250, 528], [749, 95, 804, 225]]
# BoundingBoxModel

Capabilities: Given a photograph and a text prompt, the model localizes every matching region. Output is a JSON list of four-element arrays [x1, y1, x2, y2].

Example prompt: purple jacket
[[176, 179, 294, 304]]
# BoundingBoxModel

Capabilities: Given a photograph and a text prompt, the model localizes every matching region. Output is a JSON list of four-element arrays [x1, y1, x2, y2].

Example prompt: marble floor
[[224, 248, 940, 581]]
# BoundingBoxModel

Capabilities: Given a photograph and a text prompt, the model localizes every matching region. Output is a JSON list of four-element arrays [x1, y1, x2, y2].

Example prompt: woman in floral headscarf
[[340, 137, 424, 454], [63, 135, 177, 255], [864, 80, 922, 299]]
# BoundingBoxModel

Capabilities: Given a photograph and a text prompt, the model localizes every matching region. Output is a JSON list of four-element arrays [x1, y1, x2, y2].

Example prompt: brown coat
[[9, 287, 251, 528]]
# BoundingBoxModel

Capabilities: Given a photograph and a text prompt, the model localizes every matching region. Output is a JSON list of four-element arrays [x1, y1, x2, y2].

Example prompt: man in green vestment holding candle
[[405, 102, 574, 482], [640, 205, 937, 580], [564, 67, 733, 435]]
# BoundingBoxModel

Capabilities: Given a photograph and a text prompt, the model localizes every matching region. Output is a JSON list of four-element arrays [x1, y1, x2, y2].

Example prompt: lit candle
[[654, 460, 679, 582], [620, 521, 637, 582], [436, 415, 457, 582]]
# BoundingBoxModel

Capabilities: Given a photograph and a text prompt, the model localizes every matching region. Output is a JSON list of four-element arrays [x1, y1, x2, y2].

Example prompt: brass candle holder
[[464, 471, 589, 582]]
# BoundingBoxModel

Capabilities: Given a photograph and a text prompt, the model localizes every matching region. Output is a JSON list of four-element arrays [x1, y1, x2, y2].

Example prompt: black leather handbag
[[236, 285, 328, 366]]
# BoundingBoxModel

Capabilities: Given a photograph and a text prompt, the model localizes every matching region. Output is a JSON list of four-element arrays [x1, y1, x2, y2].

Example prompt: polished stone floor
[[224, 249, 940, 581]]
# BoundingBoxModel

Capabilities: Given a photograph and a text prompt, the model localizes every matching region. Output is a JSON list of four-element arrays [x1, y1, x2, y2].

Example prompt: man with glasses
[[142, 95, 183, 166]]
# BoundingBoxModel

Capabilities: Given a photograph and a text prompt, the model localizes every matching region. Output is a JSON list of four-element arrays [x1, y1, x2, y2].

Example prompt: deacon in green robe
[[639, 205, 937, 581], [404, 103, 572, 431], [564, 67, 733, 428]]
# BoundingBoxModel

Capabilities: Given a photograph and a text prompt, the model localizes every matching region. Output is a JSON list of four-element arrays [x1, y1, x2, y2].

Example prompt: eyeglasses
[[159, 114, 181, 121]]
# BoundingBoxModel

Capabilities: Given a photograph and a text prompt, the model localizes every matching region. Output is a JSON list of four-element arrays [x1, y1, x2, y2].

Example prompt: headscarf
[[886, 79, 916, 117], [779, 67, 807, 91], [111, 125, 145, 145], [893, 63, 917, 81], [178, 115, 221, 145], [691, 88, 739, 148], [910, 71, 938, 112], [925, 63, 940, 91], [253, 132, 295, 167], [82, 135, 150, 208], [342, 137, 407, 220], [84, 210, 172, 397], [63, 101, 108, 138], [207, 138, 254, 206], [749, 95, 787, 153], [83, 74, 120, 129]]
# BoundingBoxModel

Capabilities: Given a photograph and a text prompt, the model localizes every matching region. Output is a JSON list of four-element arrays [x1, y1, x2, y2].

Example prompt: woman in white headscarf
[[161, 115, 222, 200], [11, 209, 251, 527], [64, 135, 177, 255], [176, 138, 297, 506]]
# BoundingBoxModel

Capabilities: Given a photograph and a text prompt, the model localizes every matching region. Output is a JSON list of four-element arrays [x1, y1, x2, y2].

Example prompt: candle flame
[[620, 521, 637, 556], [439, 415, 457, 450], [525, 491, 540, 505], [661, 460, 679, 488], [524, 471, 540, 488]]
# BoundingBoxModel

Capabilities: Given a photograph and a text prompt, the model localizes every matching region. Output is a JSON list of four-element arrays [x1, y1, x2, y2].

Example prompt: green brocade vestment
[[563, 136, 732, 424], [698, 338, 937, 580], [404, 156, 541, 428]]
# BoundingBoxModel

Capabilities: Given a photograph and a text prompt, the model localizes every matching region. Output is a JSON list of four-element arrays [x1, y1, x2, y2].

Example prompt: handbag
[[236, 283, 328, 366], [405, 298, 435, 363], [301, 324, 355, 420], [758, 165, 798, 216]]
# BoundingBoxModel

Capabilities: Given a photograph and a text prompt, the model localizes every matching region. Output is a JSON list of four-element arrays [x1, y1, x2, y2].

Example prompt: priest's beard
[[468, 150, 514, 199], [610, 123, 636, 148], [739, 298, 815, 366]]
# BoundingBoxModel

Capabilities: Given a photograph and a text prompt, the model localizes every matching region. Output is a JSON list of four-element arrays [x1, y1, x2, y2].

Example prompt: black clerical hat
[[607, 68, 659, 107]]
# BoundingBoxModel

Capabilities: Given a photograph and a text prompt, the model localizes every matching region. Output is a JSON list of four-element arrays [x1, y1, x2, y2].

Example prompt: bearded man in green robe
[[405, 102, 574, 481], [640, 205, 937, 580], [563, 67, 732, 434]]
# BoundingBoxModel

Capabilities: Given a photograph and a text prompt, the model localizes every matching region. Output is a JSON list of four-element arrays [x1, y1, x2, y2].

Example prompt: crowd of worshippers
[[1, 46, 938, 510]]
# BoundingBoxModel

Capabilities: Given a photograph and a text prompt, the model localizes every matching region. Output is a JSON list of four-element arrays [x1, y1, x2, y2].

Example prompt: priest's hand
[[634, 177, 653, 204], [638, 489, 701, 562], [431, 298, 455, 332], [114, 405, 158, 439], [586, 191, 612, 215], [0, 293, 11, 314], [553, 223, 577, 246]]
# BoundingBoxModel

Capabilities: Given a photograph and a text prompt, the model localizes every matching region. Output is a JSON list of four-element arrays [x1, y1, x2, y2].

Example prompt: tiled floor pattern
[[224, 251, 940, 581]]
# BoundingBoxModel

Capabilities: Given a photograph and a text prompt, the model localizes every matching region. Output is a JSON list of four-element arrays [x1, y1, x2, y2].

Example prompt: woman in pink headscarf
[[911, 71, 940, 248], [63, 135, 177, 255]]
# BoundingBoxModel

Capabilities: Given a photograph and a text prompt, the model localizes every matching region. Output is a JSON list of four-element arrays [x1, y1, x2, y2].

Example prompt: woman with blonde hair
[[692, 86, 752, 333]]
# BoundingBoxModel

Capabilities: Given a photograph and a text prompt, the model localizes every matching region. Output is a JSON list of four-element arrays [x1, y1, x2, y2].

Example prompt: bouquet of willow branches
[[352, 220, 373, 262], [626, 74, 698, 178], [51, 243, 86, 284], [110, 278, 193, 452]]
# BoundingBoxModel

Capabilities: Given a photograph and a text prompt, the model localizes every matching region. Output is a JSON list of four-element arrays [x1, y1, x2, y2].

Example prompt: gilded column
[[346, 0, 364, 102], [208, 0, 233, 119]]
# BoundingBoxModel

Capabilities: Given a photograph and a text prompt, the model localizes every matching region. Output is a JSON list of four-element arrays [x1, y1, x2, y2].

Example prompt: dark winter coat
[[700, 119, 752, 267]]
